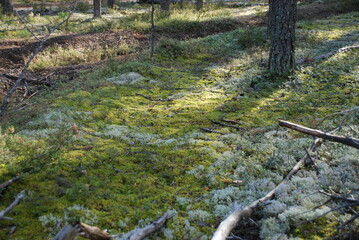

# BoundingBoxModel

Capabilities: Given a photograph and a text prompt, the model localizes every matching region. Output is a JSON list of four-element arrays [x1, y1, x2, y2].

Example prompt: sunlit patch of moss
[[292, 217, 338, 240]]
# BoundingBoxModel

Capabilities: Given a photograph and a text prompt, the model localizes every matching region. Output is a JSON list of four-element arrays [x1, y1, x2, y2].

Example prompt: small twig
[[221, 119, 240, 124], [210, 120, 243, 131], [0, 192, 25, 220], [136, 93, 172, 102], [303, 147, 319, 174], [337, 211, 359, 229], [2, 74, 52, 87], [14, 11, 41, 41], [200, 128, 226, 135], [0, 175, 21, 191], [295, 203, 358, 226], [319, 190, 359, 204]]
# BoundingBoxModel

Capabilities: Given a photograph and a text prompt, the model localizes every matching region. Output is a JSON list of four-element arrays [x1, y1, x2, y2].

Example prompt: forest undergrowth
[[0, 8, 358, 240]]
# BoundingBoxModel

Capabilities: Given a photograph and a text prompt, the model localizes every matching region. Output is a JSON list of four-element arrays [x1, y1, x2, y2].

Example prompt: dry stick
[[296, 44, 359, 64], [79, 222, 115, 240], [0, 175, 21, 191], [315, 107, 359, 129], [54, 222, 113, 240], [2, 73, 52, 86], [278, 119, 359, 149], [14, 10, 41, 41], [128, 212, 174, 240], [0, 1, 78, 118], [53, 225, 80, 240], [200, 127, 226, 135], [319, 190, 359, 204], [0, 192, 25, 220], [211, 138, 320, 240], [210, 120, 243, 131]]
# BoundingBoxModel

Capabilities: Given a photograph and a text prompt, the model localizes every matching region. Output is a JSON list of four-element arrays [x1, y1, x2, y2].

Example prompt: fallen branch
[[0, 1, 78, 118], [211, 139, 320, 240], [53, 224, 80, 240], [79, 222, 115, 240], [0, 192, 25, 220], [200, 128, 226, 135], [53, 212, 173, 240], [136, 93, 172, 102], [296, 44, 359, 65], [319, 190, 359, 204], [210, 120, 243, 131], [54, 222, 113, 240], [2, 74, 52, 87], [0, 175, 21, 191], [128, 212, 174, 240], [278, 119, 359, 149]]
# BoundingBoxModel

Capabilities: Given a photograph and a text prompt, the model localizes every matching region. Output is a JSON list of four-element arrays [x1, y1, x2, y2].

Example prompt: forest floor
[[0, 2, 358, 240]]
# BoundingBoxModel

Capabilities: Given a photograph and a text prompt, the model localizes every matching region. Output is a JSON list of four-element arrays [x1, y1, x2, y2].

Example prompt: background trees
[[268, 0, 298, 75], [0, 0, 13, 14], [93, 0, 101, 18]]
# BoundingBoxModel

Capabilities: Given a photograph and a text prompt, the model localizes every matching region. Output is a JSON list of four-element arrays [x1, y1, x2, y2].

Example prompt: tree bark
[[0, 0, 13, 14], [268, 0, 297, 75], [160, 0, 170, 13], [196, 0, 203, 11], [93, 0, 101, 18], [108, 0, 114, 9]]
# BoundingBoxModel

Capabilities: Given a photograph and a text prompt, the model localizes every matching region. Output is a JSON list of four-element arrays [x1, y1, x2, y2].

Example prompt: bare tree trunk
[[160, 0, 170, 13], [150, 0, 155, 57], [0, 0, 13, 14], [93, 0, 101, 18], [268, 0, 297, 75], [108, 0, 114, 9], [196, 0, 203, 11]]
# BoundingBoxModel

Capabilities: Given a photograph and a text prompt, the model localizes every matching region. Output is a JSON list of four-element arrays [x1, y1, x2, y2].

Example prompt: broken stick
[[128, 212, 174, 240], [0, 175, 21, 191], [278, 119, 359, 149], [0, 192, 25, 220], [211, 139, 320, 240]]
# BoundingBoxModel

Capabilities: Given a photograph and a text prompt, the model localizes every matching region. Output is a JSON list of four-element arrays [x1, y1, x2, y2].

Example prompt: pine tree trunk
[[1, 0, 13, 14], [93, 0, 101, 18], [196, 0, 203, 11], [160, 0, 170, 13], [108, 0, 114, 9], [268, 0, 297, 75]]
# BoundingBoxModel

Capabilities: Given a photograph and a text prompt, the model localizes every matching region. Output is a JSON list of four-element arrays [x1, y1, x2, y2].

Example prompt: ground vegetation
[[0, 1, 358, 239]]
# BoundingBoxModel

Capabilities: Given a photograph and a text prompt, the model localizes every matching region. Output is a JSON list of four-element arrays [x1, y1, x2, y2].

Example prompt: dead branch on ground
[[0, 192, 25, 220], [128, 212, 174, 240], [200, 128, 226, 135], [278, 119, 359, 149], [211, 138, 320, 240], [296, 43, 359, 65], [2, 74, 52, 87], [136, 93, 172, 102], [0, 175, 21, 192], [210, 120, 243, 131], [53, 212, 173, 240]]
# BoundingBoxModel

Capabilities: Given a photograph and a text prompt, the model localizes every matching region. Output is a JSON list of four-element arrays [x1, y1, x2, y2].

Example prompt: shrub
[[76, 1, 91, 12]]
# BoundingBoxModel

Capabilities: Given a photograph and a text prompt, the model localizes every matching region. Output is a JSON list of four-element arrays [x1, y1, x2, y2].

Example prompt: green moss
[[1, 10, 359, 240]]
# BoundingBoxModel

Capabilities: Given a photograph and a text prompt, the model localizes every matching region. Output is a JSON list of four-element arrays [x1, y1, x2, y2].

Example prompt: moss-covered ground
[[0, 7, 358, 240]]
